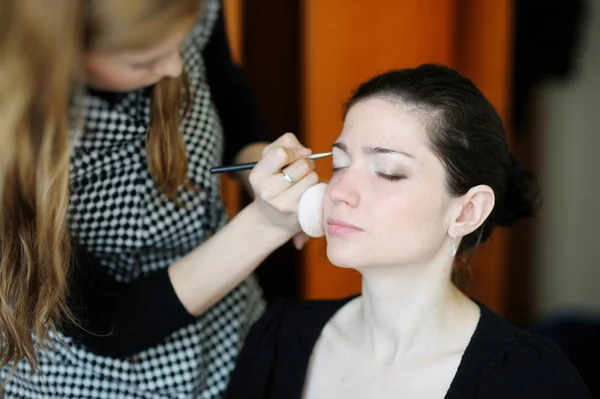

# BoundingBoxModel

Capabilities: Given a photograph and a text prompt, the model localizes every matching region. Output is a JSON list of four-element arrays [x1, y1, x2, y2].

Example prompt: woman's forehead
[[340, 99, 429, 148]]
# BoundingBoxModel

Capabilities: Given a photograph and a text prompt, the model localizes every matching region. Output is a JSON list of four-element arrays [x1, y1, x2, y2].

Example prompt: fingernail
[[299, 148, 312, 156]]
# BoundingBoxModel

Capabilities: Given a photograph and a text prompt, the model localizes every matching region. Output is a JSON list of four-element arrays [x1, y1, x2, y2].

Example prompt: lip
[[326, 218, 363, 236]]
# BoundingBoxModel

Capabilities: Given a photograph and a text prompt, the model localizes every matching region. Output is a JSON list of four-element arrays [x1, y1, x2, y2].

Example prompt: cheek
[[84, 56, 153, 91], [372, 185, 447, 248], [373, 194, 415, 235], [322, 192, 334, 217], [322, 177, 342, 216]]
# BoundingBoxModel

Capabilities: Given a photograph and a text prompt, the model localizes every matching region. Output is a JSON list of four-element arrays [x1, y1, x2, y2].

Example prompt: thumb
[[292, 232, 310, 250]]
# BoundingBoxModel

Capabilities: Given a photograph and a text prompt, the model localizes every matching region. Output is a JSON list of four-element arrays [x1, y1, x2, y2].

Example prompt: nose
[[327, 169, 360, 207], [156, 51, 183, 78]]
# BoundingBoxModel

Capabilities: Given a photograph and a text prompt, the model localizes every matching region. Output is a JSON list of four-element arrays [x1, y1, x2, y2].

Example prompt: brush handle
[[210, 152, 332, 174]]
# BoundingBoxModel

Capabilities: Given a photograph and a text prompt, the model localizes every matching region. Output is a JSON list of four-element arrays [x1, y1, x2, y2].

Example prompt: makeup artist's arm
[[66, 206, 290, 358], [203, 6, 269, 196], [65, 135, 316, 357], [169, 136, 316, 316]]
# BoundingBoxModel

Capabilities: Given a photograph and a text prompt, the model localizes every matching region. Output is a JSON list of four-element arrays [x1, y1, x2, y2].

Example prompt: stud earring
[[450, 234, 457, 256]]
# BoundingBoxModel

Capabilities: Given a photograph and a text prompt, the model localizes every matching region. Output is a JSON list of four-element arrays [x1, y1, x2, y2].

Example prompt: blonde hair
[[0, 0, 200, 375]]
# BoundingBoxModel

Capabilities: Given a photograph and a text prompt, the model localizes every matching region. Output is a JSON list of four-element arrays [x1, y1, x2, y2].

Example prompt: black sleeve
[[224, 299, 288, 399], [479, 334, 592, 398], [203, 4, 271, 165], [63, 245, 196, 358]]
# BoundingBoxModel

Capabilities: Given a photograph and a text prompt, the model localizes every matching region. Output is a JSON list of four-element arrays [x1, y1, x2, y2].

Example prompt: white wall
[[535, 0, 600, 319]]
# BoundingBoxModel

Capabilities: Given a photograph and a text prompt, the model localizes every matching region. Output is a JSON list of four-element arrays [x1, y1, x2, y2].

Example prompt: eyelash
[[332, 167, 406, 182], [376, 172, 406, 182]]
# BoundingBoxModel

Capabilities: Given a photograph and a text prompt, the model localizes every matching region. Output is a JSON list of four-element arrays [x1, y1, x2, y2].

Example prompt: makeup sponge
[[298, 182, 328, 237]]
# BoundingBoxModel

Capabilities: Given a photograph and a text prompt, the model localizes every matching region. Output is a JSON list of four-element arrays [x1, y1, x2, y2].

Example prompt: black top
[[225, 296, 592, 399], [62, 4, 269, 358]]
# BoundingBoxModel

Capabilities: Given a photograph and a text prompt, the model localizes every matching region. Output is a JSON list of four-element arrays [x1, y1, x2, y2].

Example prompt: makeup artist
[[0, 0, 316, 397]]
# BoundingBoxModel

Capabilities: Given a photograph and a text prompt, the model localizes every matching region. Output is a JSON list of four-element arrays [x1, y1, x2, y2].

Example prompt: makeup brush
[[210, 152, 333, 174]]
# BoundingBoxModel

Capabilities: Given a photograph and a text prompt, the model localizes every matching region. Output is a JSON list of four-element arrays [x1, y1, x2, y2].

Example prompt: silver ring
[[282, 172, 294, 184]]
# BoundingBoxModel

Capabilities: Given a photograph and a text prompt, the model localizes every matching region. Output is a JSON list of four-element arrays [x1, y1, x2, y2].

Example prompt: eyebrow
[[332, 142, 414, 159]]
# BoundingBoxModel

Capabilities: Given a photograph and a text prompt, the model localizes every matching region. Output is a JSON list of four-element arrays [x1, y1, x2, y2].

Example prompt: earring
[[450, 234, 457, 256]]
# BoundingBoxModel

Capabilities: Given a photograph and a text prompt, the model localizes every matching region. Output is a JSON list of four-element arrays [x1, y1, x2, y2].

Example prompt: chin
[[326, 243, 365, 269], [112, 82, 158, 93], [87, 79, 159, 93]]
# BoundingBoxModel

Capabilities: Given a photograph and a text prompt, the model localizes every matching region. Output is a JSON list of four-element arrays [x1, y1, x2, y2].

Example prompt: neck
[[355, 260, 474, 362]]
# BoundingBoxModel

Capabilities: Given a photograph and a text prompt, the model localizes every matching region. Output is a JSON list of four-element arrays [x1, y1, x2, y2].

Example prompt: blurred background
[[221, 0, 598, 394]]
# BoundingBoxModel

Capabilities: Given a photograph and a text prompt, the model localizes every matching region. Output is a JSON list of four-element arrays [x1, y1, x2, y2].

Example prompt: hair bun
[[498, 154, 541, 227]]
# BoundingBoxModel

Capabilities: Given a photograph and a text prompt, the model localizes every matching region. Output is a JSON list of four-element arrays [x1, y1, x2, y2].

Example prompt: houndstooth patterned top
[[0, 1, 267, 397]]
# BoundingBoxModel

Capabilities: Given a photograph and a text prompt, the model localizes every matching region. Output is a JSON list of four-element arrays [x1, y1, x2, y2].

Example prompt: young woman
[[225, 65, 591, 399], [0, 0, 316, 397]]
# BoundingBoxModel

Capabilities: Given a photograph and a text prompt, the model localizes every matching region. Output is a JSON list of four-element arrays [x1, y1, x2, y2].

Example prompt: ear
[[449, 185, 495, 237]]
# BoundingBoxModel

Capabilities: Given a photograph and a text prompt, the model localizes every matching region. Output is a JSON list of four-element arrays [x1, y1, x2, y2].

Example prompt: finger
[[255, 146, 311, 177], [258, 158, 316, 199], [293, 233, 310, 250], [283, 158, 316, 179], [252, 147, 297, 187], [274, 132, 305, 150], [262, 132, 305, 156], [274, 171, 320, 212]]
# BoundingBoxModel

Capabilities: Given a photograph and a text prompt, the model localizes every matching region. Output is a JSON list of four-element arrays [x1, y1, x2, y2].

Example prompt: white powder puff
[[298, 182, 328, 237]]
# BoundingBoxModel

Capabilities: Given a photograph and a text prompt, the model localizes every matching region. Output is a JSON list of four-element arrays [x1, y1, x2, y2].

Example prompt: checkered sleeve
[[64, 245, 196, 358]]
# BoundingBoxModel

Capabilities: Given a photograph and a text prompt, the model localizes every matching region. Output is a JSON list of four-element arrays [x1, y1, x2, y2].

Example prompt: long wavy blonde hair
[[0, 0, 200, 375]]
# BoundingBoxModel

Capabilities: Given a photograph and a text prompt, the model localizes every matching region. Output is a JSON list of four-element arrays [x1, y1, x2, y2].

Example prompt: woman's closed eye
[[376, 171, 407, 182], [332, 165, 406, 182]]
